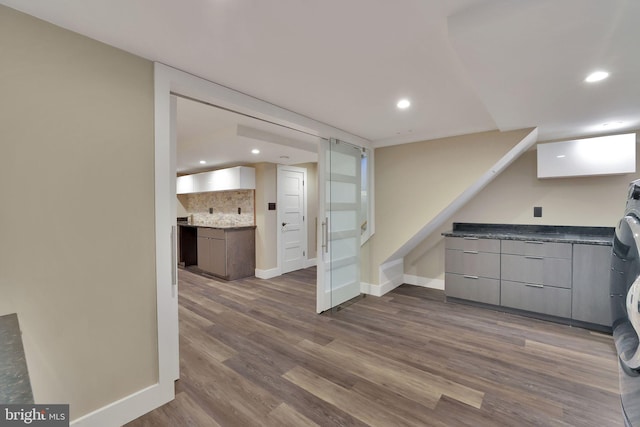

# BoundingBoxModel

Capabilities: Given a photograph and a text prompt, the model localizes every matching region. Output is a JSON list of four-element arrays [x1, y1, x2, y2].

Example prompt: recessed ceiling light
[[397, 99, 411, 109], [585, 71, 609, 83], [556, 155, 566, 158], [199, 160, 206, 164], [251, 149, 260, 154]]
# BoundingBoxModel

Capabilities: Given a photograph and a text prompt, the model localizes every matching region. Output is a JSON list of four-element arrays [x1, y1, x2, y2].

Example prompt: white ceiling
[[176, 97, 319, 173], [3, 0, 639, 165]]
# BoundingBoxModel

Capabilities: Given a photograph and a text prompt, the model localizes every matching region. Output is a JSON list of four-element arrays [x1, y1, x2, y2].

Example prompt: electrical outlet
[[533, 206, 542, 217], [209, 207, 213, 214], [238, 207, 241, 214]]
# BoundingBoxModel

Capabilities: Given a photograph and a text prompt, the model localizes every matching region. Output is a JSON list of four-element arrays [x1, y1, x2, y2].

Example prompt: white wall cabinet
[[177, 166, 256, 194]]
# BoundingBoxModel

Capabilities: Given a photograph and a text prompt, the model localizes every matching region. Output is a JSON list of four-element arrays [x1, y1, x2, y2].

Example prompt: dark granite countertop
[[442, 223, 615, 246], [177, 223, 256, 230], [0, 313, 33, 404]]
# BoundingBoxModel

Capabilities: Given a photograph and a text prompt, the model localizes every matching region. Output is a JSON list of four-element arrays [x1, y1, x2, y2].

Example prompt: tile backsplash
[[178, 190, 255, 227]]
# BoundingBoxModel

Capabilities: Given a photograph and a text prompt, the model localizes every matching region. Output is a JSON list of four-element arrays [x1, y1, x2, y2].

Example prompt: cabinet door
[[572, 244, 612, 326], [197, 236, 211, 272], [445, 237, 500, 253], [501, 240, 572, 259], [501, 280, 572, 318], [210, 238, 227, 277], [445, 250, 500, 278], [445, 273, 500, 305], [501, 254, 572, 288]]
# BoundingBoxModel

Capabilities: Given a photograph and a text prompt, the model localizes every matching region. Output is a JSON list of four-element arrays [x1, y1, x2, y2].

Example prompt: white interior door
[[278, 165, 307, 274], [317, 138, 361, 312]]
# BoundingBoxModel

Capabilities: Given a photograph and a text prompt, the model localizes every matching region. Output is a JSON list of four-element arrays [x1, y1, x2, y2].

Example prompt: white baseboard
[[376, 258, 404, 296], [71, 382, 173, 427], [255, 267, 281, 279], [360, 279, 403, 297], [403, 274, 444, 290], [256, 260, 315, 279]]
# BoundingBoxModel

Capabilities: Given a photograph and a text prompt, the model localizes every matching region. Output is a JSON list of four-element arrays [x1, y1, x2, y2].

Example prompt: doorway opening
[[153, 64, 374, 408]]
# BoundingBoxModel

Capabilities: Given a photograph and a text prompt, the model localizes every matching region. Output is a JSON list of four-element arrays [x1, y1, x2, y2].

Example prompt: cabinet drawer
[[501, 240, 571, 259], [445, 250, 500, 279], [501, 280, 571, 318], [445, 273, 500, 305], [501, 254, 571, 288], [445, 237, 500, 253], [197, 227, 225, 239]]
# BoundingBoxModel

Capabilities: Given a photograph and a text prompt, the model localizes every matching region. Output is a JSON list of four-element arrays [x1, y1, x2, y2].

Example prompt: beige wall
[[0, 6, 156, 420], [255, 163, 278, 270], [404, 132, 640, 280], [369, 129, 532, 284]]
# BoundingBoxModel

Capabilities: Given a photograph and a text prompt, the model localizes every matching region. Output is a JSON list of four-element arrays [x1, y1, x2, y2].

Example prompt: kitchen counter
[[177, 222, 256, 280], [178, 223, 256, 230], [0, 313, 33, 404], [442, 223, 614, 246]]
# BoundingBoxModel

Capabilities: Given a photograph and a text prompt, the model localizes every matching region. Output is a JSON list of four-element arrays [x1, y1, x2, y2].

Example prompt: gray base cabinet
[[197, 227, 255, 280], [445, 273, 500, 305], [572, 244, 612, 326], [501, 280, 572, 318], [444, 236, 612, 330], [444, 237, 501, 304]]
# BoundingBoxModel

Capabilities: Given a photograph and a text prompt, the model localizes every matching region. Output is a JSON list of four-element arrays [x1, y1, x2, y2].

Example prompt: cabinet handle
[[525, 284, 544, 288], [611, 294, 625, 298], [525, 256, 544, 260], [463, 237, 479, 240], [463, 275, 479, 279], [463, 250, 479, 254], [524, 241, 543, 244]]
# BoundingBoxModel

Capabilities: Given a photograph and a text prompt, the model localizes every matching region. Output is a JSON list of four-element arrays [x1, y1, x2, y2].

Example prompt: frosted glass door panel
[[326, 139, 361, 309]]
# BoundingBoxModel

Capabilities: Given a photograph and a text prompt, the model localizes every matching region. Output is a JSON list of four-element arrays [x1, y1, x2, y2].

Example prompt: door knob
[[282, 222, 288, 227]]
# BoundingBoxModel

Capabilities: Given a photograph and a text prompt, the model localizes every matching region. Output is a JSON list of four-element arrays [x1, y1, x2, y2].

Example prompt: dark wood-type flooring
[[127, 267, 622, 426]]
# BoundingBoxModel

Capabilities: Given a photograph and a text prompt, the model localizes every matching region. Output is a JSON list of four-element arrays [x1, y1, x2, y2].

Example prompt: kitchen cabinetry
[[444, 237, 500, 305], [177, 166, 255, 194], [196, 227, 255, 280], [444, 230, 613, 330], [572, 244, 612, 327], [500, 241, 572, 318]]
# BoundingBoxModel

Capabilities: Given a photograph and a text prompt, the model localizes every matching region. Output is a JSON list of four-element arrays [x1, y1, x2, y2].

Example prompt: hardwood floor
[[126, 267, 622, 426]]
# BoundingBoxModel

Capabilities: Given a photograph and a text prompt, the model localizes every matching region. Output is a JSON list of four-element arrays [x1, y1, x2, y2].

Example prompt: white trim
[[380, 127, 538, 265], [403, 275, 445, 290], [255, 259, 315, 279], [70, 384, 170, 427], [373, 258, 404, 296], [378, 258, 404, 293], [72, 61, 180, 427], [75, 62, 373, 426], [360, 147, 375, 246], [255, 267, 282, 280], [359, 278, 404, 297], [74, 62, 374, 426]]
